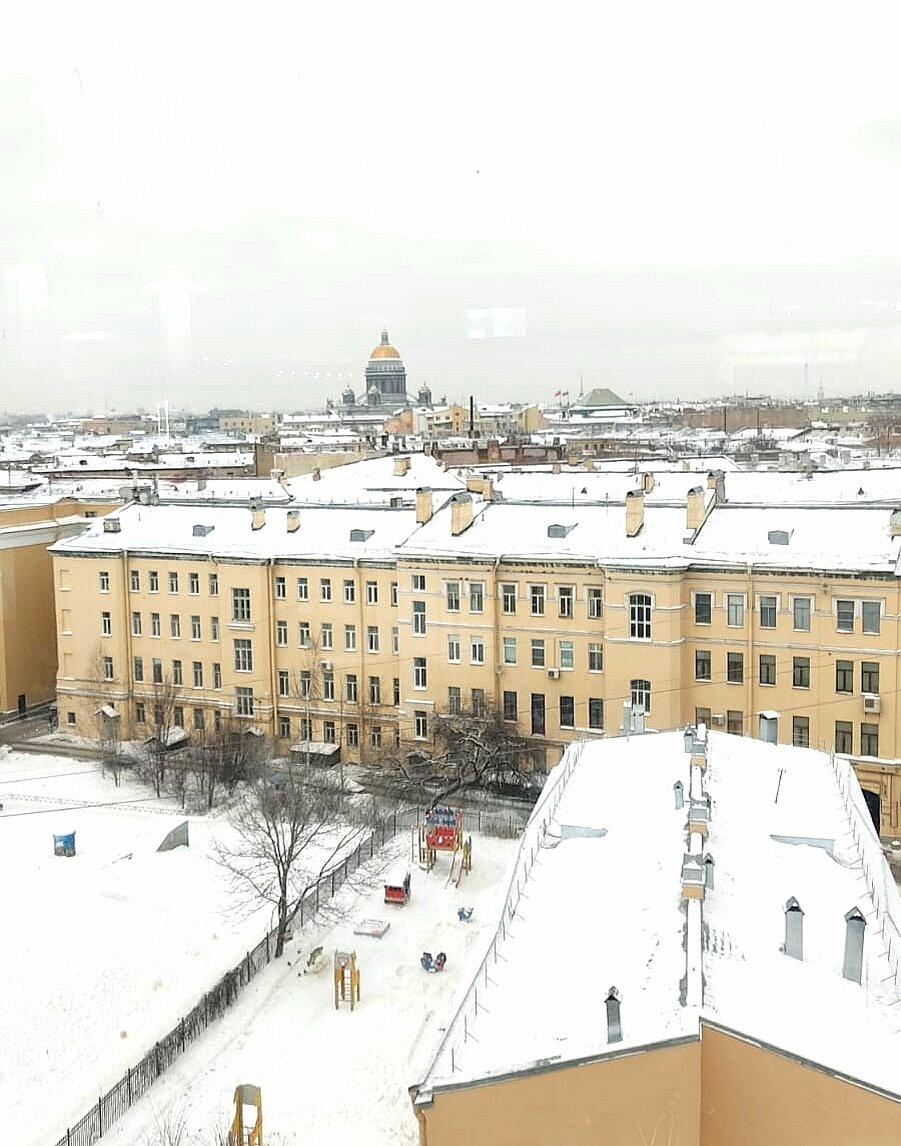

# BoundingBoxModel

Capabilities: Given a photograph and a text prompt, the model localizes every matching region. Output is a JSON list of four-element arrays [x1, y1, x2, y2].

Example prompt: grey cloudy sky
[[3, 1, 901, 412]]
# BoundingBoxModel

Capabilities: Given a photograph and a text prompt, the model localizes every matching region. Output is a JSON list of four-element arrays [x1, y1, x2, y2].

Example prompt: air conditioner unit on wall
[[320, 661, 332, 671], [547, 667, 560, 680], [863, 693, 881, 714], [711, 714, 724, 725]]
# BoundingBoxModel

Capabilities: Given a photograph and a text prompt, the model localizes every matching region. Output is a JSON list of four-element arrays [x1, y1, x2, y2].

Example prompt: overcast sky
[[3, 2, 901, 413]]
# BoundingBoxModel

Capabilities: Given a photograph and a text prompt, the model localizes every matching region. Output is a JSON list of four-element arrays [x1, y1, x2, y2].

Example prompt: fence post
[[98, 1095, 103, 1137], [246, 951, 251, 981], [331, 871, 336, 895], [127, 1067, 133, 1104], [179, 1018, 185, 1053], [266, 931, 271, 963]]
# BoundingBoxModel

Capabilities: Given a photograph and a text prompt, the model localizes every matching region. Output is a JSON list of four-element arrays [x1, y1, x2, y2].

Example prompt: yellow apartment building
[[49, 476, 901, 834], [410, 731, 901, 1145]]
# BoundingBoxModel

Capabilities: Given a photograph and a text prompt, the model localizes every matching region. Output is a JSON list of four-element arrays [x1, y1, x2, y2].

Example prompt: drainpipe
[[355, 557, 364, 765], [492, 555, 503, 716], [266, 557, 278, 739], [746, 563, 754, 737], [121, 548, 133, 722]]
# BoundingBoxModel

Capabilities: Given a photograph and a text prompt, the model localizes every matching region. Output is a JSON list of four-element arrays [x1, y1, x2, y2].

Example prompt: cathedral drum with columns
[[364, 329, 407, 405]]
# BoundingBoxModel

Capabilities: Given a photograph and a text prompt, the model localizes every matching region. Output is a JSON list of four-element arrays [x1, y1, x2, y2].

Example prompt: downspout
[[355, 557, 365, 764], [266, 557, 278, 738], [746, 563, 754, 737], [492, 555, 503, 715], [122, 548, 133, 721]]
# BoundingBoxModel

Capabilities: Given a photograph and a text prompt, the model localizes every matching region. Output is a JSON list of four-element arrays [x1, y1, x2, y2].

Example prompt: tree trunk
[[274, 895, 288, 958]]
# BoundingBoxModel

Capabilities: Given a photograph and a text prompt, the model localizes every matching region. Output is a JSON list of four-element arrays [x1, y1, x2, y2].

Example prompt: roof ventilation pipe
[[605, 987, 622, 1044], [250, 499, 265, 531], [842, 907, 866, 983], [784, 897, 804, 960], [625, 490, 644, 538]]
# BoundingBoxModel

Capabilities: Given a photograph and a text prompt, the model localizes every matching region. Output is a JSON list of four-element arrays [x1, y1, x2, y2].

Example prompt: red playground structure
[[414, 806, 472, 884], [384, 869, 411, 906]]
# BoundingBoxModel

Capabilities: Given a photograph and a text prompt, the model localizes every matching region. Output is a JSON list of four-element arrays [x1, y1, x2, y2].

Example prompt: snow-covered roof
[[283, 454, 465, 506], [415, 731, 901, 1097]]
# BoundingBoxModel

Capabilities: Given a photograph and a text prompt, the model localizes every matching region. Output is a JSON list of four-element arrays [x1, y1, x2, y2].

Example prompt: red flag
[[554, 390, 562, 397]]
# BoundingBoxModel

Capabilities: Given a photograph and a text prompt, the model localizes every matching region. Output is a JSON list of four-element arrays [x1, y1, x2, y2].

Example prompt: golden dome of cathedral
[[369, 329, 401, 360]]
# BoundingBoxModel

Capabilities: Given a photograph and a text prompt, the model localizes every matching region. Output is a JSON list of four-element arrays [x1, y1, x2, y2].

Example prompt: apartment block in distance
[[49, 459, 901, 836]]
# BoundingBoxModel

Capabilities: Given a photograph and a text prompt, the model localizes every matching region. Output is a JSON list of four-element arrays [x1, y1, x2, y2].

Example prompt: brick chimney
[[450, 492, 474, 536], [625, 490, 644, 537], [416, 488, 433, 525]]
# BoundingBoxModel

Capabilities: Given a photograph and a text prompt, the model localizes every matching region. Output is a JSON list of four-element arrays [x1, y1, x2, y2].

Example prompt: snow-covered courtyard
[[0, 750, 516, 1146]]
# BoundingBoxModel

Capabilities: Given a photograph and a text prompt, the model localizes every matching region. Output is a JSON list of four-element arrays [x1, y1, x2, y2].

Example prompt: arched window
[[631, 679, 651, 714], [628, 593, 652, 639]]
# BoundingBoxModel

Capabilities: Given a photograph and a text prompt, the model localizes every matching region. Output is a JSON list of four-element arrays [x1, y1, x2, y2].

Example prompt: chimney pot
[[450, 492, 474, 535], [842, 906, 866, 983], [415, 487, 433, 525], [784, 897, 804, 960], [625, 490, 644, 537], [286, 509, 300, 533], [605, 987, 622, 1043]]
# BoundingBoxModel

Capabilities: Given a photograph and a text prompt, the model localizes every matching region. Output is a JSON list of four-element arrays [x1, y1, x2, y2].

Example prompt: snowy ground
[[0, 750, 516, 1146]]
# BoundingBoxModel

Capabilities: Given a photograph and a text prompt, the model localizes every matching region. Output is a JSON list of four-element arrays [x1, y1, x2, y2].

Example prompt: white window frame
[[470, 635, 485, 665], [790, 594, 812, 632], [726, 593, 746, 628], [447, 635, 461, 663], [628, 593, 652, 640], [502, 636, 517, 665]]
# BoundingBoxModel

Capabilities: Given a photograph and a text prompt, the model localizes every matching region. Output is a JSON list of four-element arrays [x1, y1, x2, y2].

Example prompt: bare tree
[[215, 758, 372, 958], [87, 643, 127, 786], [394, 700, 538, 809], [189, 714, 266, 810], [140, 674, 182, 797]]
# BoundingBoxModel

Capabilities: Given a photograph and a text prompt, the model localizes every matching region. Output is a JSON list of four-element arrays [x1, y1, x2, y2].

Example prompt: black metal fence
[[51, 817, 401, 1146]]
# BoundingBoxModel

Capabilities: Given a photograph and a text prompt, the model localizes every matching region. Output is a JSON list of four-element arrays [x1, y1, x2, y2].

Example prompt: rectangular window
[[345, 674, 358, 703], [502, 636, 517, 665], [132, 611, 142, 637], [448, 686, 462, 714], [557, 586, 574, 618], [173, 707, 184, 728], [695, 650, 711, 681], [346, 723, 359, 748], [588, 642, 603, 672], [412, 574, 426, 592], [390, 582, 398, 607], [370, 726, 382, 749], [531, 639, 546, 668], [367, 625, 380, 653], [368, 675, 381, 705], [321, 623, 333, 650], [320, 578, 332, 602], [759, 595, 777, 629], [324, 720, 336, 744], [172, 659, 183, 685], [135, 702, 146, 724], [297, 577, 309, 601], [276, 620, 288, 646], [531, 693, 546, 735], [629, 593, 652, 639], [726, 709, 743, 736], [835, 720, 853, 754], [344, 625, 357, 652], [694, 592, 712, 625], [278, 715, 290, 738], [99, 570, 110, 593], [631, 678, 651, 713], [133, 655, 144, 682], [836, 599, 854, 632], [501, 583, 517, 614], [861, 723, 879, 757], [392, 626, 399, 654], [366, 581, 378, 605], [235, 687, 254, 717], [152, 658, 163, 684], [298, 621, 311, 647], [130, 570, 140, 592], [151, 612, 161, 637], [470, 636, 485, 665], [168, 571, 179, 594], [727, 652, 744, 684], [191, 615, 201, 640], [393, 677, 400, 705], [759, 654, 776, 686], [792, 596, 811, 631], [234, 639, 253, 672], [298, 670, 312, 699], [149, 571, 159, 593], [211, 616, 220, 641], [530, 584, 546, 616], [102, 656, 113, 681], [323, 671, 335, 701], [170, 614, 181, 639], [587, 586, 603, 619], [793, 656, 810, 688], [101, 611, 112, 637], [472, 688, 486, 718], [559, 695, 575, 728], [189, 572, 200, 595], [299, 716, 312, 740], [726, 594, 745, 627], [469, 581, 484, 613], [193, 661, 203, 688], [414, 711, 428, 739], [588, 698, 604, 730], [278, 670, 290, 697], [343, 579, 355, 604], [413, 657, 427, 689], [208, 573, 219, 596], [412, 600, 426, 635], [213, 663, 222, 689], [862, 601, 881, 635], [559, 640, 574, 670], [231, 588, 251, 622], [695, 706, 711, 727], [861, 661, 880, 694], [792, 716, 809, 747], [447, 635, 461, 663], [503, 690, 517, 721], [836, 660, 853, 693], [275, 576, 286, 600]]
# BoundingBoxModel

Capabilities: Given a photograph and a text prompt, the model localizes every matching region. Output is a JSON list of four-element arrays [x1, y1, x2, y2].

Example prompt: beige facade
[[413, 1023, 901, 1146], [50, 493, 901, 834]]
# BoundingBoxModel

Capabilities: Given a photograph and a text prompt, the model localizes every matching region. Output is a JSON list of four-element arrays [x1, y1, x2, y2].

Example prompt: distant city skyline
[[2, 3, 901, 411]]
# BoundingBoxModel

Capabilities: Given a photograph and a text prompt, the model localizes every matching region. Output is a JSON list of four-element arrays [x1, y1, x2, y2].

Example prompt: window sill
[[228, 621, 255, 631]]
